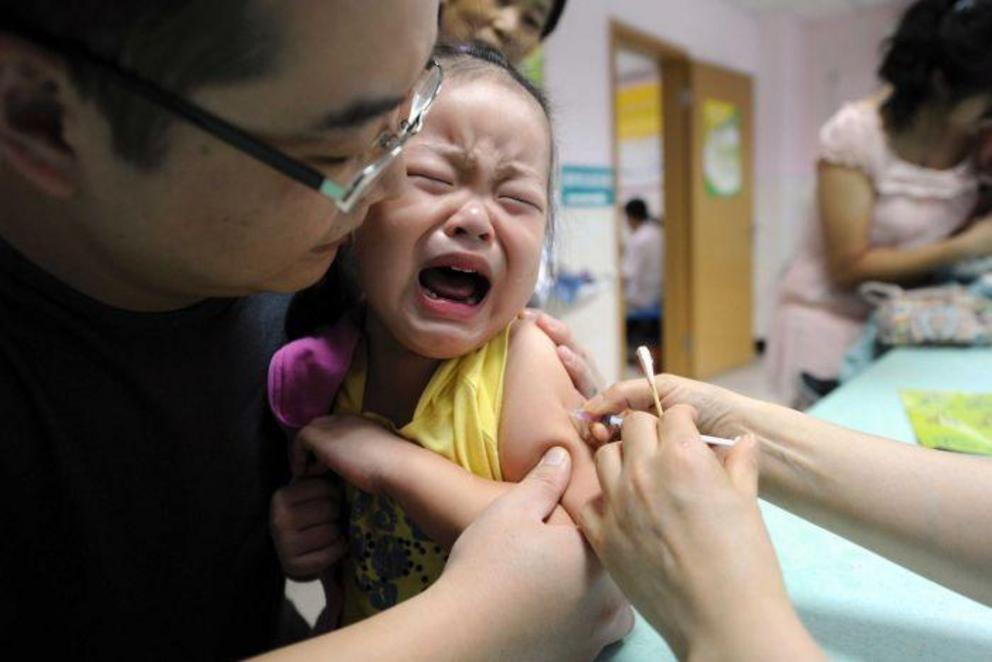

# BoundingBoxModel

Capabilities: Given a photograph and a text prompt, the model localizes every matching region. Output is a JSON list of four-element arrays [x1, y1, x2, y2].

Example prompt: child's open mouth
[[418, 266, 492, 307]]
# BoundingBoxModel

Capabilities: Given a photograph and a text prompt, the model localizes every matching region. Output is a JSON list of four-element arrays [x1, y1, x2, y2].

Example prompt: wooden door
[[687, 62, 755, 378]]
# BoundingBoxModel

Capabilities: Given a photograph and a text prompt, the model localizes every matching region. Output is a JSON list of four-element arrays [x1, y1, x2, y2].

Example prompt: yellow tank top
[[336, 326, 510, 625]]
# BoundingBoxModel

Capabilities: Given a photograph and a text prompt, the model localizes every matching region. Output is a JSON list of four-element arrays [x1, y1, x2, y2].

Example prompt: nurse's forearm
[[742, 398, 992, 605]]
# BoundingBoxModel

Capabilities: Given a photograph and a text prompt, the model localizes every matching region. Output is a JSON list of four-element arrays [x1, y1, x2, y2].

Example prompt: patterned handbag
[[860, 282, 992, 346]]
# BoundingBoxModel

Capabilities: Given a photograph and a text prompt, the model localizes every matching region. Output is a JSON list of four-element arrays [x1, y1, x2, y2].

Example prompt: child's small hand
[[270, 476, 346, 581], [295, 414, 415, 494]]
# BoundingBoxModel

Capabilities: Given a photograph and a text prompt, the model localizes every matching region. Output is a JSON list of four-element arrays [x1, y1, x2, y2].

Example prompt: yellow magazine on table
[[900, 390, 992, 456]]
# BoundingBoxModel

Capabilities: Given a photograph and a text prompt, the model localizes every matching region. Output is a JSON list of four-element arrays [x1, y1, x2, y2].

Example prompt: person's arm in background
[[258, 449, 632, 661], [579, 407, 824, 662], [583, 375, 992, 608], [819, 163, 992, 290]]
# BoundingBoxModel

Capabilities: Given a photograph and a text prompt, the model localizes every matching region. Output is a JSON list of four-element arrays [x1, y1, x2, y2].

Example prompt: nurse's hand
[[522, 310, 605, 398], [581, 373, 757, 446], [579, 407, 824, 661]]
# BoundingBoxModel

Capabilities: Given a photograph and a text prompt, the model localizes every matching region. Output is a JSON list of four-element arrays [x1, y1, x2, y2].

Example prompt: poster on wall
[[561, 165, 615, 208], [702, 99, 743, 199], [615, 72, 664, 216]]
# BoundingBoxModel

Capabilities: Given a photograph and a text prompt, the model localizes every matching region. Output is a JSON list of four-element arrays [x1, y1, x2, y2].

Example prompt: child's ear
[[0, 34, 82, 198]]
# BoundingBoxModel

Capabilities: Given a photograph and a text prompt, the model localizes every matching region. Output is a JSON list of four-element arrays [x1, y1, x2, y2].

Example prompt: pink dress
[[768, 101, 979, 404]]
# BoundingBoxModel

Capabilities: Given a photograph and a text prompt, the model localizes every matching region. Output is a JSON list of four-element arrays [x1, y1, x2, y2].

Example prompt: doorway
[[610, 23, 692, 376], [610, 21, 755, 379]]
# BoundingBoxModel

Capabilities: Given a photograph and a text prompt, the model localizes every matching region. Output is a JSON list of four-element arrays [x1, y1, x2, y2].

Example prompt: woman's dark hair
[[542, 0, 568, 38], [285, 41, 559, 340], [879, 0, 992, 131]]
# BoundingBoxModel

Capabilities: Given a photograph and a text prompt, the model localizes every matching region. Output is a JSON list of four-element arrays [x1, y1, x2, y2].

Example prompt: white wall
[[543, 1, 908, 380], [543, 0, 763, 382]]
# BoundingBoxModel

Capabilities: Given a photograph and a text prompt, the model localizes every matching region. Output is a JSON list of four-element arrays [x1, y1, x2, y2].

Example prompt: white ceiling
[[721, 0, 908, 18]]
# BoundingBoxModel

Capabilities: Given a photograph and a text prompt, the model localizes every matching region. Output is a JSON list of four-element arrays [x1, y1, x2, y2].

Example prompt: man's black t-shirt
[[0, 237, 292, 659]]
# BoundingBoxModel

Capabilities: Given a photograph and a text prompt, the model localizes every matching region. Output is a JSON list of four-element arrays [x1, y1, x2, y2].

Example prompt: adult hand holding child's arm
[[522, 310, 606, 398], [258, 448, 633, 661]]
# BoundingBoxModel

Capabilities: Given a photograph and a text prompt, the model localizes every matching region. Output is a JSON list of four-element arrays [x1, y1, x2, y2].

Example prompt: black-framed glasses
[[2, 17, 443, 213]]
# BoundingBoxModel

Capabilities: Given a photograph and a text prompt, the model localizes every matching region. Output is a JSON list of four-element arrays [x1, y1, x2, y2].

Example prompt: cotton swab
[[602, 414, 739, 448], [635, 345, 664, 417]]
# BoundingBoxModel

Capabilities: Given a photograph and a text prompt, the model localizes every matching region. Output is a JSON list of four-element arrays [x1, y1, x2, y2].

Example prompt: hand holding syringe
[[573, 346, 739, 448]]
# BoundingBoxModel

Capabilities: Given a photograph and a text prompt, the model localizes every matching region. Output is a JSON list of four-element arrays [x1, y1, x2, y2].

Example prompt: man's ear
[[0, 34, 81, 198]]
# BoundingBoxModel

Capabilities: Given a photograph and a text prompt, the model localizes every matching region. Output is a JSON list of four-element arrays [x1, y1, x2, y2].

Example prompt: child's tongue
[[420, 267, 480, 302]]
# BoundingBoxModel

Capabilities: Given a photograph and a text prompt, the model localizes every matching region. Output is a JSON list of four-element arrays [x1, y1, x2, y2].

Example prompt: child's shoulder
[[507, 315, 558, 361], [499, 316, 585, 480], [502, 315, 580, 415]]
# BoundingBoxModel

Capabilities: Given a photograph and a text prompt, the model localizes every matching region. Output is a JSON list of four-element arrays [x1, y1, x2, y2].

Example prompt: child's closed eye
[[499, 191, 545, 214], [408, 170, 455, 193]]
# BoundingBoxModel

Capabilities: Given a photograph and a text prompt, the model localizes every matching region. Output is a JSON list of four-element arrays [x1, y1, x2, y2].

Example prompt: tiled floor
[[706, 356, 786, 404], [287, 356, 784, 625]]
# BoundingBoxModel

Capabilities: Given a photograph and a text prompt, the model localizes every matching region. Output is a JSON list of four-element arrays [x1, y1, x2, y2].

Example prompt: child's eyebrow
[[417, 142, 547, 182], [496, 161, 547, 184]]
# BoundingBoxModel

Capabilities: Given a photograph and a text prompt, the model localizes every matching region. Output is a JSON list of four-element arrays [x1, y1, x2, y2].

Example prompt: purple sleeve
[[267, 319, 361, 436]]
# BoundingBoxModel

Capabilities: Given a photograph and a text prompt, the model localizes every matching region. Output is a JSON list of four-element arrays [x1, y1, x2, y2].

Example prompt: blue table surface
[[601, 347, 992, 661]]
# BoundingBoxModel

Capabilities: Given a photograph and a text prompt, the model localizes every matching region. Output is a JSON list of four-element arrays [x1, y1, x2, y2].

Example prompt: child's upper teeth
[[451, 266, 476, 274]]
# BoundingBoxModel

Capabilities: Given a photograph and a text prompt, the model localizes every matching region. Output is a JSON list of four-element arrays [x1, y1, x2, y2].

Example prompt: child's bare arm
[[298, 415, 570, 549], [498, 319, 601, 521]]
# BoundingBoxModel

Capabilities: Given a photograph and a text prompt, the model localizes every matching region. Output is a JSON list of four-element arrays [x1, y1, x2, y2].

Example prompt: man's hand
[[270, 477, 346, 581], [522, 310, 605, 398], [438, 447, 634, 660]]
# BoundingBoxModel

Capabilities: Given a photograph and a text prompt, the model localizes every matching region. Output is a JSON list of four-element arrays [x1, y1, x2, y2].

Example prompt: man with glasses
[[0, 1, 627, 658]]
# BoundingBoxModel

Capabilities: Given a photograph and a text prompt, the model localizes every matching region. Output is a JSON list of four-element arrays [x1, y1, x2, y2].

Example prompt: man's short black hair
[[0, 0, 281, 168], [541, 0, 568, 38], [624, 198, 649, 221]]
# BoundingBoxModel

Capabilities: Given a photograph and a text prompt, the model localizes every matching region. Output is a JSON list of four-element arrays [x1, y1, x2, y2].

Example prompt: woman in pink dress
[[770, 0, 992, 406]]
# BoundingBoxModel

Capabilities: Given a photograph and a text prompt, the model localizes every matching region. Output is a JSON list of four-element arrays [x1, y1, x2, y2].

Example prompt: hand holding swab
[[636, 346, 664, 417], [600, 415, 739, 448]]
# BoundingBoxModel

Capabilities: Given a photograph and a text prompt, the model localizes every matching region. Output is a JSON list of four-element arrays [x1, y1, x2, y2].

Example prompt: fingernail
[[541, 447, 569, 466], [570, 409, 595, 423]]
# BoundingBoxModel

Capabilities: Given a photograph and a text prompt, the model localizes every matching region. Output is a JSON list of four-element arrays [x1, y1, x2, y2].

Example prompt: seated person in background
[[621, 198, 664, 362], [268, 44, 605, 629], [439, 0, 567, 64], [769, 0, 992, 407]]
